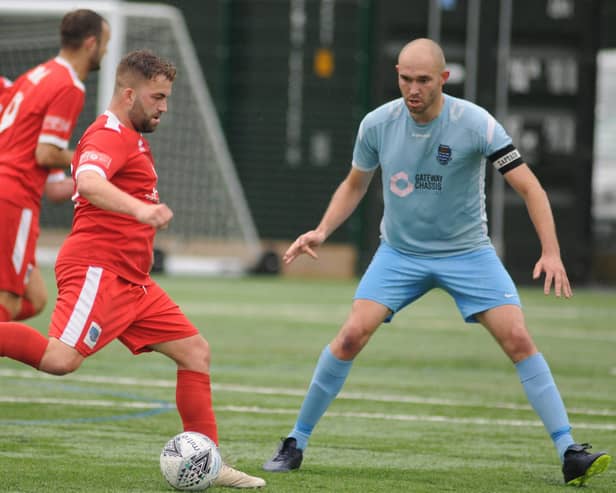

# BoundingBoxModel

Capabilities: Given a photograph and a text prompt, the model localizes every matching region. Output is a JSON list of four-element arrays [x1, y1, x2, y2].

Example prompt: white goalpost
[[0, 0, 264, 275]]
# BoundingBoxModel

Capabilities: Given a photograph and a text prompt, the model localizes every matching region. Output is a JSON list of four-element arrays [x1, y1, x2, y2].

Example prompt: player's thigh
[[49, 264, 138, 357], [0, 201, 38, 298], [354, 241, 434, 321], [436, 247, 520, 323], [121, 281, 200, 359]]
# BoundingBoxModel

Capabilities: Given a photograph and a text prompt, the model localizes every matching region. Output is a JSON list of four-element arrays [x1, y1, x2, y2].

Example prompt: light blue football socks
[[289, 349, 573, 459], [289, 345, 353, 450], [516, 352, 575, 461]]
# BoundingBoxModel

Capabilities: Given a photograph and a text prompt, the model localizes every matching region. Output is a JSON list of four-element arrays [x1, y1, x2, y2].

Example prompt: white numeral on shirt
[[0, 91, 24, 134]]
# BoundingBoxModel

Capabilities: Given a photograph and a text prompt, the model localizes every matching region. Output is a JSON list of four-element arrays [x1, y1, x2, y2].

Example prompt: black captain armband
[[488, 144, 524, 174]]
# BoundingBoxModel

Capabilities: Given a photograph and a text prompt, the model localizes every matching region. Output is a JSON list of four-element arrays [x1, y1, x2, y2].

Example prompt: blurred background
[[2, 0, 616, 285]]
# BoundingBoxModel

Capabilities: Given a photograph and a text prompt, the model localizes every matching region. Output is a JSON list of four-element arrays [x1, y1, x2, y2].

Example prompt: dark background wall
[[134, 0, 607, 283]]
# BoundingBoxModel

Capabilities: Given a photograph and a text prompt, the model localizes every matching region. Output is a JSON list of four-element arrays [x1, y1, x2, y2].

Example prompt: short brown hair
[[115, 49, 177, 88], [60, 9, 106, 50]]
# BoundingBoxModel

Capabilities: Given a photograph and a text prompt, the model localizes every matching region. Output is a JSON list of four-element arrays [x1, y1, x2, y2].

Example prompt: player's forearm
[[35, 143, 73, 168], [316, 179, 366, 239], [45, 177, 74, 203], [523, 186, 561, 256]]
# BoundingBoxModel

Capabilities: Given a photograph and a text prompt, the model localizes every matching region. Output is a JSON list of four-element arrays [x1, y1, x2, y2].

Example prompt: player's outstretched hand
[[283, 230, 326, 264], [136, 203, 174, 230], [532, 253, 572, 298]]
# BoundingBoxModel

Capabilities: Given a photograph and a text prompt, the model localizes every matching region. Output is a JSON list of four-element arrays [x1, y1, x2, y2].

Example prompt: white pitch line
[[0, 368, 614, 418], [215, 406, 616, 432], [2, 398, 615, 431], [0, 396, 170, 409]]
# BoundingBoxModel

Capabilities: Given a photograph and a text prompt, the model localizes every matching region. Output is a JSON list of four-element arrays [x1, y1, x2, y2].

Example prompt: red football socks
[[176, 369, 218, 445], [0, 322, 48, 368]]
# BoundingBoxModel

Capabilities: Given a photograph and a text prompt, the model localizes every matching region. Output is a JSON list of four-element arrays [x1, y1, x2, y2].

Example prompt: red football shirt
[[0, 76, 13, 113], [57, 111, 161, 285], [0, 57, 85, 211]]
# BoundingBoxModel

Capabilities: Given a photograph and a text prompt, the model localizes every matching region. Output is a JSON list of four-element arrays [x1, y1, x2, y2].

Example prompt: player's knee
[[336, 323, 371, 359], [503, 325, 536, 361], [177, 336, 211, 371], [193, 337, 211, 366], [38, 343, 84, 375], [39, 355, 83, 375]]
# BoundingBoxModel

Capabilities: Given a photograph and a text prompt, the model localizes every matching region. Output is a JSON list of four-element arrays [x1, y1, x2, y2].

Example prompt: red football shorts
[[49, 264, 199, 357], [0, 200, 38, 296]]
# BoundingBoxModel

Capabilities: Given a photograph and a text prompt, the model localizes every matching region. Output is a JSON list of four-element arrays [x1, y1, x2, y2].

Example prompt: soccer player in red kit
[[0, 49, 266, 489], [0, 9, 110, 323], [0, 76, 13, 113]]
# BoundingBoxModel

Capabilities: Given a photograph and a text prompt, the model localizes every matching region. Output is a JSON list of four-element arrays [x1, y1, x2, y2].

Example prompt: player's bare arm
[[44, 170, 74, 203], [503, 163, 572, 298], [34, 142, 73, 168], [45, 176, 74, 203], [283, 167, 374, 264], [76, 169, 173, 229]]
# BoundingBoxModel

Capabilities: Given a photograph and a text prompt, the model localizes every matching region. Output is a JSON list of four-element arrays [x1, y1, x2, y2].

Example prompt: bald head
[[398, 38, 446, 72], [395, 38, 449, 123]]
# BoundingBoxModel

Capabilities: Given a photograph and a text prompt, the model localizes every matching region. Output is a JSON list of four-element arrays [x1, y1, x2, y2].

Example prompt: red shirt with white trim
[[57, 111, 160, 285], [0, 57, 85, 211]]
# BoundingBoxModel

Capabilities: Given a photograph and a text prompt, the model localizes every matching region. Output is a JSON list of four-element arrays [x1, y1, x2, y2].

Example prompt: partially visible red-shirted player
[[0, 76, 69, 207], [0, 49, 266, 489], [0, 76, 13, 113], [0, 9, 110, 323]]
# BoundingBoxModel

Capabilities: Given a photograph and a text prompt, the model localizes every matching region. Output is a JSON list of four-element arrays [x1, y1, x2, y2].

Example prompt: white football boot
[[213, 463, 266, 488]]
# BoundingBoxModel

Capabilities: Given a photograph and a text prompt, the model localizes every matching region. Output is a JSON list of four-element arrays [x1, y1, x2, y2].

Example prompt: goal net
[[0, 0, 263, 275]]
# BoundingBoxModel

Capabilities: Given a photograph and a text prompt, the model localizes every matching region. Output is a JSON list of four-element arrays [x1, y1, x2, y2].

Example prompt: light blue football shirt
[[352, 93, 513, 257]]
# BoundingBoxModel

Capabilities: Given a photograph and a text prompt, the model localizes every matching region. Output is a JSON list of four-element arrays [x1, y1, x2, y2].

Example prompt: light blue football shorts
[[354, 241, 521, 323]]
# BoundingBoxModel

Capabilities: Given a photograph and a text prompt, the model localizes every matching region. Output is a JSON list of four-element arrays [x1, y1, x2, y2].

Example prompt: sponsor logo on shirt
[[42, 115, 71, 133], [79, 150, 112, 169], [415, 173, 443, 191], [84, 322, 102, 349], [436, 144, 452, 165], [389, 171, 414, 197]]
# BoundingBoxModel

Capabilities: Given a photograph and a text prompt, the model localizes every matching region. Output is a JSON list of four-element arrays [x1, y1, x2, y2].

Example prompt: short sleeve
[[352, 117, 380, 171], [73, 129, 127, 180], [39, 85, 85, 149]]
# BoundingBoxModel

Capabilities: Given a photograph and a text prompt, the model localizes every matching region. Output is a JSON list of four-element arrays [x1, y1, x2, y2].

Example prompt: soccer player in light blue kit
[[263, 38, 611, 485]]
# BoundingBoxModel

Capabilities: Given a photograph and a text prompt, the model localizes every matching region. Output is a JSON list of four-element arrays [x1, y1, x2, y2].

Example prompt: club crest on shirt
[[436, 144, 452, 166], [84, 321, 102, 349]]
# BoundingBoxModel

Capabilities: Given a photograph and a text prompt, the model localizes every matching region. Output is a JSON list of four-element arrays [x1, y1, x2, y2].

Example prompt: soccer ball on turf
[[160, 431, 222, 491]]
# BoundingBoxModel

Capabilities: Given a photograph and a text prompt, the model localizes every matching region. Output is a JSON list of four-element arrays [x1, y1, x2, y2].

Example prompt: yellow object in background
[[314, 48, 335, 78]]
